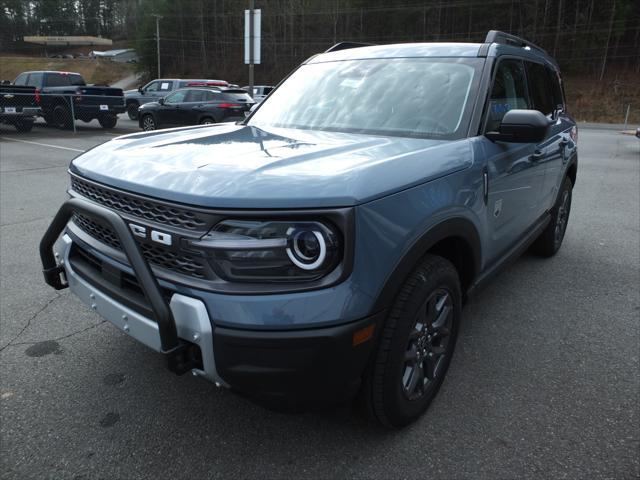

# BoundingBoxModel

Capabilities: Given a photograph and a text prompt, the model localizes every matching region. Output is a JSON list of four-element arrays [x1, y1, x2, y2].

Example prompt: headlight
[[189, 219, 342, 282]]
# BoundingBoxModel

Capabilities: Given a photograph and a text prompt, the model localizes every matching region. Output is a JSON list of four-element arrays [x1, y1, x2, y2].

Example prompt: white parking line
[[0, 137, 85, 153]]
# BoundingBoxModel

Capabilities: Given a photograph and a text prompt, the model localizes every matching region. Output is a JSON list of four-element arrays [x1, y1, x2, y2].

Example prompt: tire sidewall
[[99, 114, 117, 129], [552, 178, 573, 251], [127, 102, 139, 120], [141, 114, 156, 130], [53, 105, 70, 129], [374, 257, 462, 427]]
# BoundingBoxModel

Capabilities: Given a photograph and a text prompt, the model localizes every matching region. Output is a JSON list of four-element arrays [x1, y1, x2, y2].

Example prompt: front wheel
[[141, 114, 156, 131], [98, 114, 118, 129], [531, 176, 573, 257], [363, 254, 461, 428], [126, 102, 139, 120], [199, 117, 215, 125]]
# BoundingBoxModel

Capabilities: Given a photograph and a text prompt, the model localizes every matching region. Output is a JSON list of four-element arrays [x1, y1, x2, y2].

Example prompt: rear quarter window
[[220, 91, 253, 102], [525, 62, 555, 116]]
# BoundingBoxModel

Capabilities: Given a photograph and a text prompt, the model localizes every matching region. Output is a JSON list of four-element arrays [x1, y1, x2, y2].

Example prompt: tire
[[14, 120, 34, 132], [199, 117, 215, 125], [126, 102, 139, 120], [98, 114, 118, 129], [52, 104, 73, 129], [363, 254, 462, 428], [530, 176, 573, 257], [141, 114, 156, 131]]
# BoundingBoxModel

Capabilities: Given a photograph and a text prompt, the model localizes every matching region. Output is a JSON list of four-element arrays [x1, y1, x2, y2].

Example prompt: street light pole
[[152, 14, 163, 78]]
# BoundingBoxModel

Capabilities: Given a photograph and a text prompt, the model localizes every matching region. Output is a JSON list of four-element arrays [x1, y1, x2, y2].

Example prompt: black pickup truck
[[13, 71, 125, 129], [0, 83, 41, 132]]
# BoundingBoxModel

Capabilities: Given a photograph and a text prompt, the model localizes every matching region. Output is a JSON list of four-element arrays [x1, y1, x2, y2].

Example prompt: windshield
[[249, 57, 482, 139]]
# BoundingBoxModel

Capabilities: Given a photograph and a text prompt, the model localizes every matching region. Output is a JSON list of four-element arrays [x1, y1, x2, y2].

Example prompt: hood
[[70, 124, 472, 209]]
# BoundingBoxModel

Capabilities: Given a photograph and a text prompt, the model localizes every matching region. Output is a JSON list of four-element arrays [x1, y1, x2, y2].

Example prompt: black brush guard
[[39, 197, 197, 372]]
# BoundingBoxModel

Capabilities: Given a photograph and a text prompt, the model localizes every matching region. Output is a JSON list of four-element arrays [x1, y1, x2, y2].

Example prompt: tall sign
[[244, 6, 261, 98]]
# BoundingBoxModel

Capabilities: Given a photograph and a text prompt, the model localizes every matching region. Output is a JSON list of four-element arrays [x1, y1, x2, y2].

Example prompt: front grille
[[72, 213, 208, 279], [70, 175, 208, 231]]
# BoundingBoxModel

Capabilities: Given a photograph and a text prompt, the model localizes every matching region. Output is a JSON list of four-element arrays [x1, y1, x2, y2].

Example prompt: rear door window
[[526, 62, 554, 116], [27, 72, 43, 87], [486, 59, 530, 132], [186, 89, 206, 102]]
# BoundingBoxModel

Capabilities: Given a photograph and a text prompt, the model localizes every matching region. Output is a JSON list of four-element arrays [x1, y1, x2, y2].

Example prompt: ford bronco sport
[[40, 31, 577, 427]]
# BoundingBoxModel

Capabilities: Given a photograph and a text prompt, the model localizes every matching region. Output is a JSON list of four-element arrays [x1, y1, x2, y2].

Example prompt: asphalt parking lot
[[0, 123, 638, 479]]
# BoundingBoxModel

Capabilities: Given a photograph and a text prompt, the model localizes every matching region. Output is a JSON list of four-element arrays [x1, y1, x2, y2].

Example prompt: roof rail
[[480, 30, 549, 58], [325, 42, 375, 53]]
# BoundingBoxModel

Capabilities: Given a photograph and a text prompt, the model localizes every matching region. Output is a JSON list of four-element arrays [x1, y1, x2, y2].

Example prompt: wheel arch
[[372, 217, 482, 312]]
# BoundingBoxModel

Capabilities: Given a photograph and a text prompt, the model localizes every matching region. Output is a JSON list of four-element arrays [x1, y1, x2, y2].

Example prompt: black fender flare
[[371, 217, 482, 312]]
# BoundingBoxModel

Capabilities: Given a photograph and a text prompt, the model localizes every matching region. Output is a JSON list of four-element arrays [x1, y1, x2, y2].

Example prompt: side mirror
[[158, 97, 165, 105], [486, 109, 552, 143], [138, 86, 144, 94]]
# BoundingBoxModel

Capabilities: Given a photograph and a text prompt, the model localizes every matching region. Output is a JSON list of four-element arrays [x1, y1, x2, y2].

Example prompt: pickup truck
[[13, 71, 125, 129], [0, 83, 41, 132], [124, 79, 229, 120]]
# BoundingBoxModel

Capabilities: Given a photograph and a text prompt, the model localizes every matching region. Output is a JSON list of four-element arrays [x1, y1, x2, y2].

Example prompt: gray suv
[[124, 79, 228, 119], [41, 31, 577, 427]]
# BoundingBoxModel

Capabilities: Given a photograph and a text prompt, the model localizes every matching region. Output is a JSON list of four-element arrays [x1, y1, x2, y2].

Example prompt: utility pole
[[152, 14, 163, 78], [248, 0, 255, 98]]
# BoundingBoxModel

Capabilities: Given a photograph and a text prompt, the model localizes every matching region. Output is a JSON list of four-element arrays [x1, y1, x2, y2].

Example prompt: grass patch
[[0, 56, 135, 86], [565, 73, 640, 125]]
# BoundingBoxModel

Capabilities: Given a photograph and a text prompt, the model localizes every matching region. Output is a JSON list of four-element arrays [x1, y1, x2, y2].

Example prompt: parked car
[[0, 83, 41, 132], [13, 71, 125, 129], [137, 87, 254, 130], [40, 31, 578, 428], [124, 79, 229, 120], [242, 85, 274, 102]]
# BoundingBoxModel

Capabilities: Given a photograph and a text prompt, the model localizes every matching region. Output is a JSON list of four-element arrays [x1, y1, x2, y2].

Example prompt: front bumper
[[214, 312, 383, 408], [41, 198, 382, 407]]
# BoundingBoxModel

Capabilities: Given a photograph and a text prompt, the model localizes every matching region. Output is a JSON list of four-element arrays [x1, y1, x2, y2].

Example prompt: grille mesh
[[70, 176, 208, 230], [72, 213, 207, 279]]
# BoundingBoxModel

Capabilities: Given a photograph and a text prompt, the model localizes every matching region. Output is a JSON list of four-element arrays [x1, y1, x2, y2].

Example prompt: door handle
[[530, 150, 544, 162]]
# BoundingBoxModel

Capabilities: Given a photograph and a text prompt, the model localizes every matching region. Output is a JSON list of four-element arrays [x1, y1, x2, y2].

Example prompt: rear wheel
[[52, 104, 73, 129], [98, 114, 118, 129], [363, 254, 461, 428], [141, 114, 156, 131], [531, 176, 573, 257], [14, 120, 34, 132], [126, 101, 139, 120]]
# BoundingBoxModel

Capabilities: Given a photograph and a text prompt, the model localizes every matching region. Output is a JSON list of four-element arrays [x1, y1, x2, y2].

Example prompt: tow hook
[[166, 342, 204, 375]]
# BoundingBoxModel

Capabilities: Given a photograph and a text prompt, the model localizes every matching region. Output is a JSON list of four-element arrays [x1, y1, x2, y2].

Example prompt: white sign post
[[244, 7, 261, 98]]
